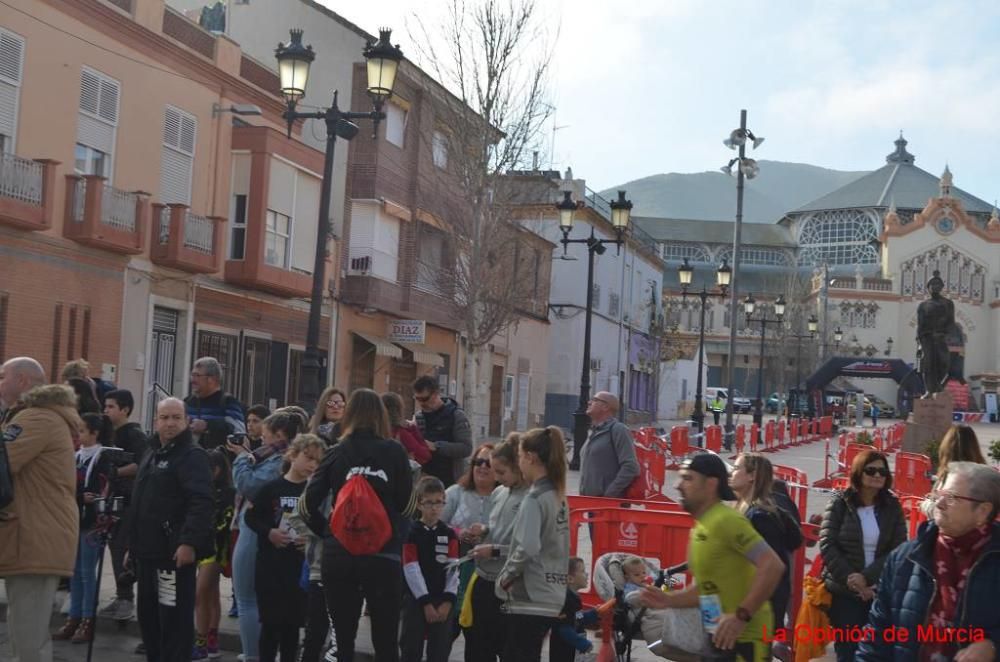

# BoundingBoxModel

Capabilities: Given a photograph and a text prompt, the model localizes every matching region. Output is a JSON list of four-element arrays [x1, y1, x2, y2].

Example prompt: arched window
[[717, 246, 793, 267], [900, 245, 985, 303], [659, 242, 711, 263], [796, 209, 880, 266]]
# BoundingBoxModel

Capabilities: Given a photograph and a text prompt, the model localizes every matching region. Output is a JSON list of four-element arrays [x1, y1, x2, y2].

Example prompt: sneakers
[[99, 598, 134, 621], [191, 644, 209, 660], [227, 600, 239, 618], [206, 629, 221, 659]]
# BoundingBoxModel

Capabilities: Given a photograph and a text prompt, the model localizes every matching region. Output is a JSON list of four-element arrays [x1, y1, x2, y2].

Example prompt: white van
[[704, 387, 753, 413]]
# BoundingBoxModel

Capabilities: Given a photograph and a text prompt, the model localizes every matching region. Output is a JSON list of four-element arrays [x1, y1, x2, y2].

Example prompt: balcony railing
[[1, 152, 44, 206], [152, 203, 223, 273], [0, 154, 59, 230], [64, 175, 147, 254]]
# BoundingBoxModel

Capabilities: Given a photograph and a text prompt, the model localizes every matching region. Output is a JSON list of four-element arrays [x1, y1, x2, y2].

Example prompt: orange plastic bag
[[793, 575, 832, 662]]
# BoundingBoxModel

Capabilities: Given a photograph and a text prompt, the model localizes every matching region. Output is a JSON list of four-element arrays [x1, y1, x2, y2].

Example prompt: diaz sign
[[388, 319, 426, 343]]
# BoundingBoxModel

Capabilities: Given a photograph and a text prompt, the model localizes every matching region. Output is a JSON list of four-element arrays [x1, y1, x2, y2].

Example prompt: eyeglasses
[[326, 400, 345, 408], [931, 490, 985, 507], [589, 397, 611, 406], [473, 458, 491, 468], [419, 500, 446, 507], [863, 466, 890, 477]]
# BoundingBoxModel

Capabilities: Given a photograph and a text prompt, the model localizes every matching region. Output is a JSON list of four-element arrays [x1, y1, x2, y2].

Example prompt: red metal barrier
[[772, 465, 808, 516], [789, 419, 800, 446], [734, 424, 746, 457], [763, 421, 776, 452], [705, 425, 722, 453], [667, 425, 689, 469], [570, 507, 694, 607], [844, 443, 869, 474], [899, 494, 928, 539], [635, 443, 667, 498], [776, 420, 787, 449], [567, 494, 681, 513], [750, 424, 759, 452], [820, 416, 833, 438], [894, 452, 932, 497]]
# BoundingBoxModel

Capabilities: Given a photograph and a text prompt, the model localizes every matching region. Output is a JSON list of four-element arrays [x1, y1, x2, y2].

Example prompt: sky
[[319, 0, 1000, 202]]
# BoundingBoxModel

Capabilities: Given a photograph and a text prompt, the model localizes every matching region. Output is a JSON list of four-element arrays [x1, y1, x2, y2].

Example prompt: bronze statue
[[916, 271, 955, 397]]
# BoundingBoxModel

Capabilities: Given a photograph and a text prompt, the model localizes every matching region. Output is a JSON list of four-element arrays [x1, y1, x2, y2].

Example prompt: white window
[[265, 210, 291, 267], [74, 143, 110, 177], [385, 102, 406, 147], [77, 67, 119, 181], [0, 28, 24, 152], [160, 106, 196, 205], [230, 194, 247, 259], [432, 130, 448, 168]]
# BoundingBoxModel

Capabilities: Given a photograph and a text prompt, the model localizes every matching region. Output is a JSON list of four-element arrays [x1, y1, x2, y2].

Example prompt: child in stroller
[[591, 553, 703, 662]]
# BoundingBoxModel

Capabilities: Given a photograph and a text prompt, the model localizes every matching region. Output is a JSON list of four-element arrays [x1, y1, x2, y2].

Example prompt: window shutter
[[0, 29, 23, 85], [160, 148, 192, 205], [0, 30, 23, 148], [77, 68, 119, 158], [160, 107, 196, 205]]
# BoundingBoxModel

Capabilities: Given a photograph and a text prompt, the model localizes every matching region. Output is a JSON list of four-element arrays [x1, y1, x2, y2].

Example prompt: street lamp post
[[743, 293, 785, 428], [786, 315, 818, 416], [677, 258, 731, 435], [275, 28, 403, 410], [720, 110, 764, 449], [557, 190, 633, 471]]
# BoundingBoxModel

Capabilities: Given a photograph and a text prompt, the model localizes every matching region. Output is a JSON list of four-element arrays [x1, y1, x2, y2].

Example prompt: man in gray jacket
[[578, 392, 640, 497]]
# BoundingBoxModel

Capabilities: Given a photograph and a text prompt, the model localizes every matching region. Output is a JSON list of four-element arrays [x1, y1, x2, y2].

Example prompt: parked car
[[848, 396, 897, 419], [766, 392, 785, 414]]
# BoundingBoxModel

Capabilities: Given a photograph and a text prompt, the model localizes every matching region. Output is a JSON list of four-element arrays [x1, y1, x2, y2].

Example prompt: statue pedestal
[[902, 391, 954, 454]]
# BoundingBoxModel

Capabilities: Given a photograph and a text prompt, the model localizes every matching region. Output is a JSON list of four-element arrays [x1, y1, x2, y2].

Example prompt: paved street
[[2, 418, 996, 661]]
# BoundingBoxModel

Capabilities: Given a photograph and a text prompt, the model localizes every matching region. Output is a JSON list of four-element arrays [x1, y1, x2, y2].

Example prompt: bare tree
[[409, 0, 554, 428]]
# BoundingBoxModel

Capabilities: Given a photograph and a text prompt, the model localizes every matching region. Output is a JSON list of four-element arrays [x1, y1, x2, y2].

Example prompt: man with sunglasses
[[412, 375, 472, 488], [578, 392, 639, 498], [858, 462, 1000, 662]]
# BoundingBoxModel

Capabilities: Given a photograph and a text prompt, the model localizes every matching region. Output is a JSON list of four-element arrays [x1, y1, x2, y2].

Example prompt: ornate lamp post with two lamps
[[743, 293, 785, 428], [786, 315, 818, 416], [275, 28, 403, 409], [556, 190, 633, 470], [677, 257, 731, 434]]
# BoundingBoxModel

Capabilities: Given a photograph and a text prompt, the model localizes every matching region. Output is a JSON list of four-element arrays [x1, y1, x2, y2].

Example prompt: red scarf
[[921, 524, 990, 662]]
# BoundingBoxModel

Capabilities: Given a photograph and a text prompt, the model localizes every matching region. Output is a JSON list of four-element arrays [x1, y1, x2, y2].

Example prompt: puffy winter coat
[[820, 487, 906, 596], [0, 385, 81, 577], [856, 522, 1000, 661]]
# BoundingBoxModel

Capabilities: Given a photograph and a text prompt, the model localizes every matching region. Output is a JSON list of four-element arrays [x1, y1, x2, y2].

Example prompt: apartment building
[[1, 0, 333, 422]]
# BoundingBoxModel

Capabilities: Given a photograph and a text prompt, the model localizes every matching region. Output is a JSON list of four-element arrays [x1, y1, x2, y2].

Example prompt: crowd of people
[[2, 354, 1000, 662]]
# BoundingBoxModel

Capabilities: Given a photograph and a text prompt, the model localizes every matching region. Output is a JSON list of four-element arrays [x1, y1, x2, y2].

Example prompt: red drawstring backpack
[[328, 458, 392, 556]]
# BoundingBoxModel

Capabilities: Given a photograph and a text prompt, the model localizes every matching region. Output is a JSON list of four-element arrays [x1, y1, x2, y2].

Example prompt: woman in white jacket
[[496, 426, 570, 662]]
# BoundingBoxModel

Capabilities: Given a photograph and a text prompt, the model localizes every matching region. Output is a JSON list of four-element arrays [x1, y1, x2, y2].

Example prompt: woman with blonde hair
[[729, 453, 800, 636], [921, 424, 987, 517], [496, 427, 570, 661]]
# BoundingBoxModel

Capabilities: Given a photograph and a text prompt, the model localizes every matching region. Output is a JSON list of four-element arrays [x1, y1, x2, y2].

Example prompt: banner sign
[[840, 360, 892, 377], [387, 319, 426, 344]]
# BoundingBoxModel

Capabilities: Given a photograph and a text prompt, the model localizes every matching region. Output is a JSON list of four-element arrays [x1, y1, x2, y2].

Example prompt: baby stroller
[[591, 553, 701, 662]]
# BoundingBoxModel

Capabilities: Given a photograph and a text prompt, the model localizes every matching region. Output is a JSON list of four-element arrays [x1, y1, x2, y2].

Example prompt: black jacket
[[110, 422, 150, 501], [183, 390, 246, 450], [304, 429, 412, 559], [820, 487, 907, 596], [415, 398, 472, 487], [129, 429, 215, 561]]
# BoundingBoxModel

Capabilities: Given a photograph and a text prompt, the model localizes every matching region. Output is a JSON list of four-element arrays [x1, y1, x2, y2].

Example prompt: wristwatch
[[735, 607, 752, 623]]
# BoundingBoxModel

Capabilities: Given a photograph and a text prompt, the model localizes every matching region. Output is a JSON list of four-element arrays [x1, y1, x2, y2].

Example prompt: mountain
[[601, 161, 869, 223]]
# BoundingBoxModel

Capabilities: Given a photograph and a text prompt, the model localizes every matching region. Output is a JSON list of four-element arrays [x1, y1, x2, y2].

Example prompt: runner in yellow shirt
[[638, 453, 785, 661]]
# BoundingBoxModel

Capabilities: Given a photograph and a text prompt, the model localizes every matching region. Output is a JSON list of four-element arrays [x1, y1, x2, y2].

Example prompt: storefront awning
[[394, 342, 445, 367], [353, 332, 403, 359]]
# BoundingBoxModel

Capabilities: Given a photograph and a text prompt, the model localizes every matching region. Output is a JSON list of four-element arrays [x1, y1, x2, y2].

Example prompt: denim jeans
[[69, 530, 103, 619], [233, 520, 260, 661]]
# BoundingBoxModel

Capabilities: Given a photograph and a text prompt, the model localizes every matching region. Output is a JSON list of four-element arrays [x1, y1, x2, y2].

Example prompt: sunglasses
[[863, 466, 890, 477], [473, 458, 491, 468]]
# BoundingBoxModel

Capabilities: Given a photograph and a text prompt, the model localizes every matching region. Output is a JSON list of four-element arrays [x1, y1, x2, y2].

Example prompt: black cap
[[681, 453, 737, 501]]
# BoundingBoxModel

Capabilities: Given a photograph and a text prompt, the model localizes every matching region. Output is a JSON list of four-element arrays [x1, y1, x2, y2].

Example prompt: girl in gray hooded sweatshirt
[[496, 426, 570, 662]]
